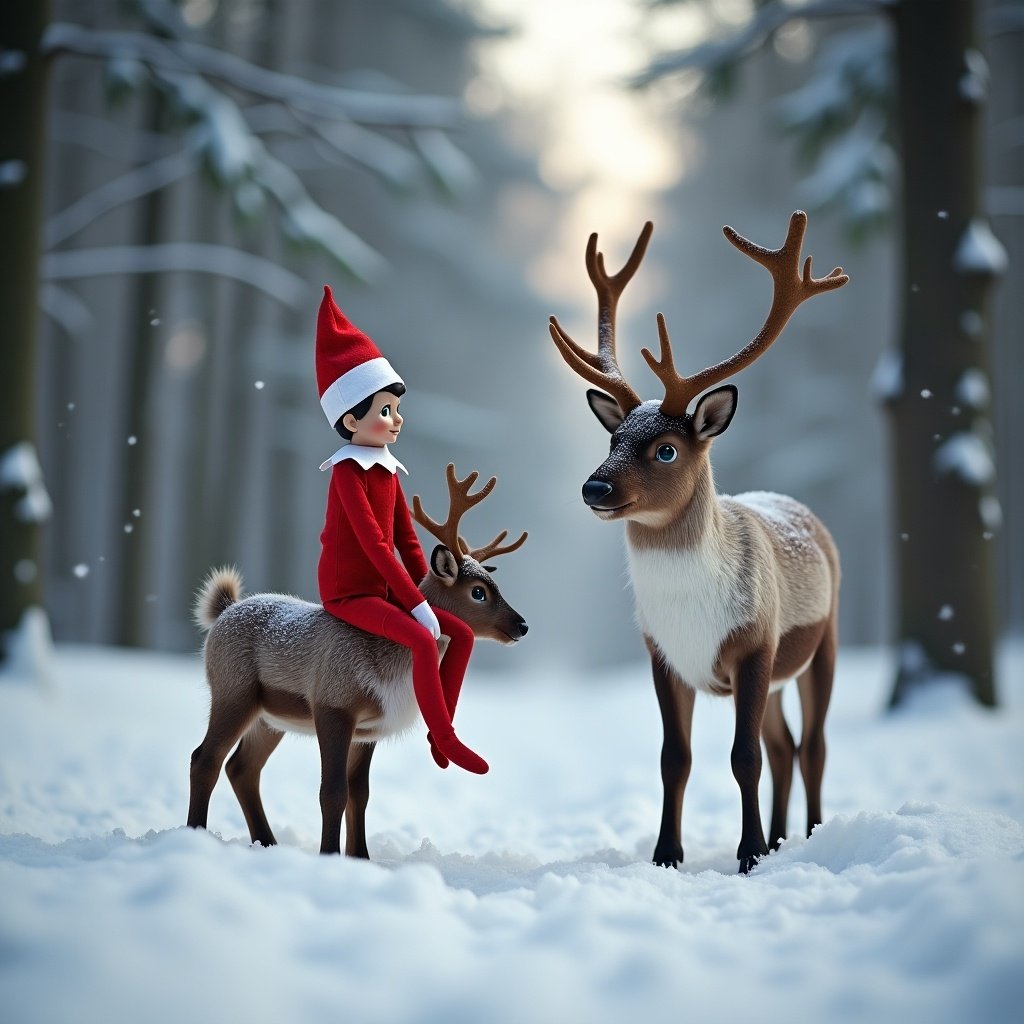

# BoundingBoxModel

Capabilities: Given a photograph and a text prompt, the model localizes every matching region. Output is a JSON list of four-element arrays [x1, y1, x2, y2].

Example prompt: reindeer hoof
[[738, 852, 765, 875], [653, 843, 684, 869]]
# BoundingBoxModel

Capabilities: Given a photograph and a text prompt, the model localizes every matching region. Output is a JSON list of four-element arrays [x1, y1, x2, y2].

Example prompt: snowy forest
[[1, 0, 1021, 696], [1, 1, 1022, 1022]]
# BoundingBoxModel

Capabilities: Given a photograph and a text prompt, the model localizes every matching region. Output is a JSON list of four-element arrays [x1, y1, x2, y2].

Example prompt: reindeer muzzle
[[582, 479, 615, 508]]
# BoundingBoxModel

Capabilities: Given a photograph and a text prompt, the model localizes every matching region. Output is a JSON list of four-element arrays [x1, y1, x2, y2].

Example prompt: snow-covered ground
[[1, 641, 1022, 1024]]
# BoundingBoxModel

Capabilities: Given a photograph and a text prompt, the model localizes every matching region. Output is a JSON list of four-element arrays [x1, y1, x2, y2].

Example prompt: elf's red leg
[[326, 597, 488, 775], [427, 608, 474, 769], [434, 608, 473, 716]]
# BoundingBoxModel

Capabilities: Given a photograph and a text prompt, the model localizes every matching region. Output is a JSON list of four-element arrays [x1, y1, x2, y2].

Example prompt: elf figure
[[315, 286, 488, 775]]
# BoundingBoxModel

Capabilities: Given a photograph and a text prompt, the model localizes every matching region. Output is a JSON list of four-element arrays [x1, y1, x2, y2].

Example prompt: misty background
[[22, 0, 1024, 674]]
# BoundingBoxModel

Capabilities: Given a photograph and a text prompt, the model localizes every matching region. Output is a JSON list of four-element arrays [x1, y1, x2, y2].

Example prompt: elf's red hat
[[316, 285, 403, 427]]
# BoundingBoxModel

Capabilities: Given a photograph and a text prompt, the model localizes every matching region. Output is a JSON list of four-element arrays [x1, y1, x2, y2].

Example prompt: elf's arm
[[394, 479, 430, 584], [333, 462, 426, 613]]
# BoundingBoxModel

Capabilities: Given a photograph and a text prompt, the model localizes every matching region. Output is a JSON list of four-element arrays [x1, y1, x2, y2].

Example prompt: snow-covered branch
[[252, 154, 387, 282], [41, 243, 309, 307], [43, 23, 461, 129], [633, 0, 889, 87], [0, 444, 52, 524], [411, 128, 477, 197], [283, 106, 423, 191]]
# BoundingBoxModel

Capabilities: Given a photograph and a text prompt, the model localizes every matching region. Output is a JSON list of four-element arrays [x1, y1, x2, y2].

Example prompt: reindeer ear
[[483, 565, 497, 573], [430, 544, 460, 586], [693, 385, 738, 440], [587, 389, 626, 433]]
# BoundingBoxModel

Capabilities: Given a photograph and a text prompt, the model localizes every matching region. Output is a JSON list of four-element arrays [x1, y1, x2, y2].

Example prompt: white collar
[[319, 444, 408, 475]]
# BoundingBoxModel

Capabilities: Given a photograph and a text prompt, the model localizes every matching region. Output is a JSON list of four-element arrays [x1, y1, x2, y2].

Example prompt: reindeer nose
[[517, 618, 529, 637], [582, 479, 614, 507]]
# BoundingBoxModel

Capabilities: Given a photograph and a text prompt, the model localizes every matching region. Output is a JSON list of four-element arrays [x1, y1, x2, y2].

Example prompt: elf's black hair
[[334, 382, 406, 440]]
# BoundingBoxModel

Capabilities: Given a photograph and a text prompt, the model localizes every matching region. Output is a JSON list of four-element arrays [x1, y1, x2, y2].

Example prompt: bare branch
[[632, 0, 889, 88], [39, 283, 95, 336], [48, 109, 174, 162], [44, 145, 197, 248], [41, 243, 308, 307]]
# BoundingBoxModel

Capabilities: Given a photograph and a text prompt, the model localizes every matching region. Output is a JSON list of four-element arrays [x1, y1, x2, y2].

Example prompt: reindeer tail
[[194, 566, 244, 631]]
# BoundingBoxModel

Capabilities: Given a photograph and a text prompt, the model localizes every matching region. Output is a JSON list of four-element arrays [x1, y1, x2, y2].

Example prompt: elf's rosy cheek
[[374, 420, 392, 436]]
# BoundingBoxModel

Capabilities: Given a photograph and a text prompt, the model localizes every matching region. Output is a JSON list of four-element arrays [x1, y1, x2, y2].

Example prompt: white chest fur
[[357, 668, 420, 743], [625, 539, 748, 693]]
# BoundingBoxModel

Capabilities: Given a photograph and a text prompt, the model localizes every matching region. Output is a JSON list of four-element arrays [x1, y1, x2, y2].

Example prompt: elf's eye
[[380, 405, 391, 417], [655, 444, 678, 463], [471, 586, 487, 602]]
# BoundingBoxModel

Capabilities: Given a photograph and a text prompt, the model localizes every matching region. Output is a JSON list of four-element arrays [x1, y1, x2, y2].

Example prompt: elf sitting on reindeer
[[314, 286, 489, 775]]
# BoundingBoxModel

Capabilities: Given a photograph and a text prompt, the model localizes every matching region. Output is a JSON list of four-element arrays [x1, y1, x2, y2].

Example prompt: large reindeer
[[550, 212, 848, 873], [187, 465, 527, 857]]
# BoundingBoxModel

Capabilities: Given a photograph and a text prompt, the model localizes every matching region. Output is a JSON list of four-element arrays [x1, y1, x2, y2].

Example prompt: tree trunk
[[111, 101, 166, 648], [0, 0, 51, 661], [888, 0, 1005, 706]]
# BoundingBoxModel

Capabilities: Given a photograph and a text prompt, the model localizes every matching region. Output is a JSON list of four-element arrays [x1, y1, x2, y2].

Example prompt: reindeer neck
[[418, 573, 446, 608], [626, 458, 723, 553]]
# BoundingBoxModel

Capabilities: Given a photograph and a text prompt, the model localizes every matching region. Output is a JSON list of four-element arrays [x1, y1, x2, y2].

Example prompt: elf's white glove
[[412, 600, 441, 640]]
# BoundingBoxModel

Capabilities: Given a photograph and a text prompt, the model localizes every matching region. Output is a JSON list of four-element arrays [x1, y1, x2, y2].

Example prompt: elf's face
[[344, 391, 403, 448]]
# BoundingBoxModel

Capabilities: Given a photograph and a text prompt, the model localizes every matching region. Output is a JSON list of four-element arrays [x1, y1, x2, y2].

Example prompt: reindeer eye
[[655, 444, 678, 463], [471, 586, 487, 602]]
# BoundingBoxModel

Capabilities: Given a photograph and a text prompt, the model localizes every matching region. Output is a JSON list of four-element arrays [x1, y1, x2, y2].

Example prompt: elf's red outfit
[[315, 287, 486, 775]]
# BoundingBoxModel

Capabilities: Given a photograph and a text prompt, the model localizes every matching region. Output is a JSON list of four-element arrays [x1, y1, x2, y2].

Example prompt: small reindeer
[[187, 465, 527, 857], [550, 212, 848, 873]]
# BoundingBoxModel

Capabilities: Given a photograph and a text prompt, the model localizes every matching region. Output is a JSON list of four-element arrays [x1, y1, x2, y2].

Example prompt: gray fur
[[187, 560, 526, 854]]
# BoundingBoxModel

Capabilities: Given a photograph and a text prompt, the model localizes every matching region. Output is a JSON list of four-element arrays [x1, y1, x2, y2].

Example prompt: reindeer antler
[[466, 528, 528, 564], [644, 211, 849, 417], [548, 221, 654, 415], [412, 464, 527, 562]]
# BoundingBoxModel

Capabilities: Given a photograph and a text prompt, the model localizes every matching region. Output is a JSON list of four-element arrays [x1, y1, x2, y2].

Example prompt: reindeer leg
[[797, 624, 835, 836], [732, 650, 771, 874], [226, 718, 284, 848], [187, 693, 257, 831], [345, 741, 376, 859], [313, 704, 356, 855], [648, 639, 695, 869], [762, 690, 795, 851]]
